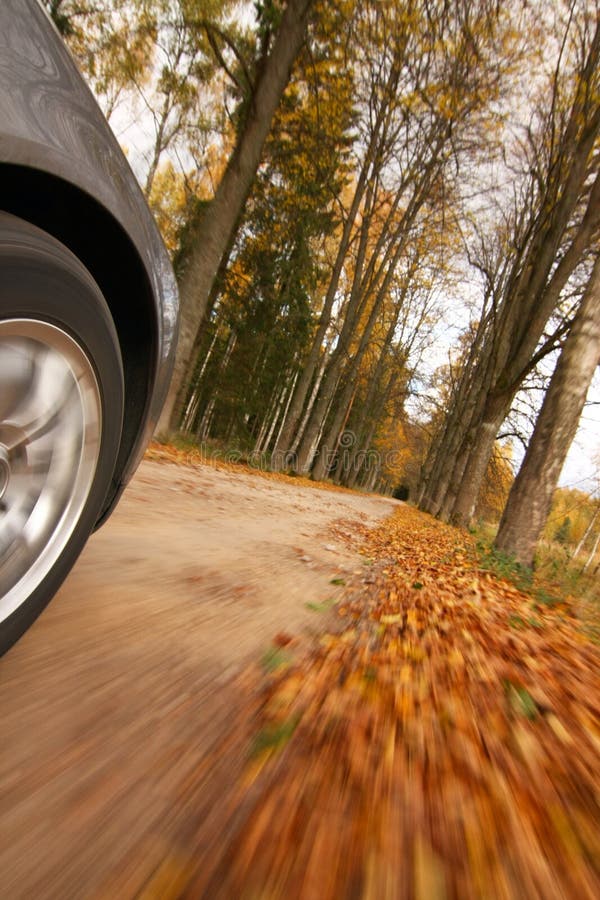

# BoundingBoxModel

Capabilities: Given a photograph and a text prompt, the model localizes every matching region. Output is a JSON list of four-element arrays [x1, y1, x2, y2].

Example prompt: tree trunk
[[289, 351, 327, 454], [197, 329, 237, 440], [170, 220, 240, 431], [272, 369, 298, 454], [143, 87, 173, 200], [574, 506, 600, 559], [297, 214, 419, 474], [495, 254, 600, 567], [271, 56, 402, 463], [583, 528, 600, 573], [434, 361, 502, 522], [280, 64, 448, 470], [295, 365, 341, 473], [448, 408, 505, 526], [433, 155, 600, 521], [311, 283, 398, 480], [156, 0, 314, 435], [417, 308, 493, 511], [181, 324, 220, 432], [427, 156, 600, 522], [342, 325, 400, 486], [311, 374, 360, 481]]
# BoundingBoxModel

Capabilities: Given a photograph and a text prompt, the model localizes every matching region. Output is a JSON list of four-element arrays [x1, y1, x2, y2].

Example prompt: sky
[[562, 374, 600, 494]]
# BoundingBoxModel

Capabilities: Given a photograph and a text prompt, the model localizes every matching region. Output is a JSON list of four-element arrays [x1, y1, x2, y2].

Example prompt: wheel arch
[[0, 162, 158, 516]]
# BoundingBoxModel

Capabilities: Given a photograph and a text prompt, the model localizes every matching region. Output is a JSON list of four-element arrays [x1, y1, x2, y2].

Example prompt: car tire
[[0, 212, 124, 654]]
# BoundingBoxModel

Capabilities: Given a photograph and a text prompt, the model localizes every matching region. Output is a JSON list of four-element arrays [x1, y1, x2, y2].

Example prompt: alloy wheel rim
[[0, 319, 102, 622]]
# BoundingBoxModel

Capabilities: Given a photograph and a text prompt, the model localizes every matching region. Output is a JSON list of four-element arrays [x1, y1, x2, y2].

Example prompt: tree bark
[[583, 528, 600, 573], [448, 400, 505, 526], [494, 254, 600, 567], [296, 188, 430, 475], [156, 0, 314, 435], [417, 307, 493, 511], [420, 17, 600, 520], [430, 152, 600, 522], [271, 52, 407, 463], [342, 320, 400, 485], [311, 274, 410, 480], [573, 506, 600, 559], [276, 23, 454, 467]]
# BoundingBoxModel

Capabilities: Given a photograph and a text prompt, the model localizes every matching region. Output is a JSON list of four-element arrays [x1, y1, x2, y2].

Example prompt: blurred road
[[0, 457, 394, 897]]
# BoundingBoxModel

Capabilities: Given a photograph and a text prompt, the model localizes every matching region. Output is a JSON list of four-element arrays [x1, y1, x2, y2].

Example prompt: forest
[[45, 0, 600, 573]]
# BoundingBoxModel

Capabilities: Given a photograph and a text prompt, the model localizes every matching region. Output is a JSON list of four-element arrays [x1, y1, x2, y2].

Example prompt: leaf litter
[[178, 504, 600, 898]]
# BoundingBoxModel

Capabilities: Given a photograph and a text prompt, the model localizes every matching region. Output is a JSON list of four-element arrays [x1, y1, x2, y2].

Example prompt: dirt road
[[1, 455, 396, 897]]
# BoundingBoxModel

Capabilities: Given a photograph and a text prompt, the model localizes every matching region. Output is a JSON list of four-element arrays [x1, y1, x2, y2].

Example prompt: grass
[[474, 535, 534, 593], [305, 598, 336, 613], [471, 522, 600, 633], [251, 713, 302, 758], [261, 646, 293, 673], [503, 680, 539, 720]]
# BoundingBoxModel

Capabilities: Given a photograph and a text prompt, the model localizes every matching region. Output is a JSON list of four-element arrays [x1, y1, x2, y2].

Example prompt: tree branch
[[202, 22, 254, 97]]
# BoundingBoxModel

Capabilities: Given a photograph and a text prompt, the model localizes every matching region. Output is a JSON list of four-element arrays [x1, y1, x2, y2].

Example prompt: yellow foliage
[[148, 136, 231, 256], [543, 488, 598, 548], [373, 418, 418, 487], [475, 443, 514, 523], [148, 162, 190, 255]]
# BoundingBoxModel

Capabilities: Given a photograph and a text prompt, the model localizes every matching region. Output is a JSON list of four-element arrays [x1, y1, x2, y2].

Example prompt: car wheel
[[0, 213, 124, 653]]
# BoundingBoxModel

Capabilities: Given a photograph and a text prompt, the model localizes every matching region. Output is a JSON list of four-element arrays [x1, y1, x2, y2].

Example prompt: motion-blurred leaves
[[188, 503, 600, 897]]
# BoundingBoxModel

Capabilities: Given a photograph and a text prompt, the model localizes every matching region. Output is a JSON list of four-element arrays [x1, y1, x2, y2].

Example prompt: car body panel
[[0, 0, 179, 507]]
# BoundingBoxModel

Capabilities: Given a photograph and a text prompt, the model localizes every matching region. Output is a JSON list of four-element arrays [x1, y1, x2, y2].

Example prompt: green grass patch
[[261, 646, 293, 673], [251, 714, 302, 758], [475, 540, 533, 593], [503, 680, 538, 720], [305, 598, 336, 613]]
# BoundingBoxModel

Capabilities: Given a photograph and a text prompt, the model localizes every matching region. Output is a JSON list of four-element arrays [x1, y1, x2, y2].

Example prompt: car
[[0, 0, 179, 653]]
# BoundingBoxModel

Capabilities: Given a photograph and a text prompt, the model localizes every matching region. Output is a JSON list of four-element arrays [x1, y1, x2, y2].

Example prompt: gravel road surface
[[1, 457, 396, 897]]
